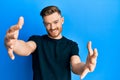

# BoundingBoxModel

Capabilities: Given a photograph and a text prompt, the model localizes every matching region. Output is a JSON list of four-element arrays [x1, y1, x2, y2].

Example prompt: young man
[[4, 6, 98, 80]]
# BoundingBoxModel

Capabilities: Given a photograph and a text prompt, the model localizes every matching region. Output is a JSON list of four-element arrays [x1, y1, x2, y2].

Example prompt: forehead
[[43, 12, 61, 23]]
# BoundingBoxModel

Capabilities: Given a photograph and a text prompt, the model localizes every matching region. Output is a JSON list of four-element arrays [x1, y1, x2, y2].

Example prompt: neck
[[48, 34, 62, 39]]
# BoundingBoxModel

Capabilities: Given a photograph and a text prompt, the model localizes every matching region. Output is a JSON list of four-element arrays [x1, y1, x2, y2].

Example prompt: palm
[[86, 41, 98, 71], [80, 41, 98, 79]]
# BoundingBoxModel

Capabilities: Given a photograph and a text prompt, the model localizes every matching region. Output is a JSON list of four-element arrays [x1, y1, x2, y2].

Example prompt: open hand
[[80, 41, 98, 79], [4, 16, 24, 60]]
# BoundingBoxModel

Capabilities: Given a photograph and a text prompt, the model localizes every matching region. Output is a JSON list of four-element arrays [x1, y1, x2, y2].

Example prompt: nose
[[50, 23, 56, 29]]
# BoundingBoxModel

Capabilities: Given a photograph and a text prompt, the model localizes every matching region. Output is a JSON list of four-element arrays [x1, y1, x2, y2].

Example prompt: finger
[[17, 16, 24, 29], [87, 41, 93, 56], [93, 48, 98, 58], [90, 48, 98, 64], [8, 48, 15, 60], [80, 68, 89, 79], [5, 42, 13, 49], [89, 58, 97, 66], [8, 25, 20, 33], [89, 64, 96, 72], [88, 49, 98, 65], [6, 30, 19, 39], [8, 16, 24, 33]]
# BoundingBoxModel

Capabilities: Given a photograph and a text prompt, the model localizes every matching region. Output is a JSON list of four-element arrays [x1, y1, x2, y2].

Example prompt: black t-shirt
[[28, 35, 79, 80]]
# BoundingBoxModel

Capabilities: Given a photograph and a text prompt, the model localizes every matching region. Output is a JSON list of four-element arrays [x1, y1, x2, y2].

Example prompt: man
[[4, 6, 98, 80]]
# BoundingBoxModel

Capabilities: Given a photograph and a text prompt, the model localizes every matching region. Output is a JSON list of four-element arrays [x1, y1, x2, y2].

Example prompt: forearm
[[72, 62, 85, 75], [13, 40, 35, 56], [72, 62, 88, 75]]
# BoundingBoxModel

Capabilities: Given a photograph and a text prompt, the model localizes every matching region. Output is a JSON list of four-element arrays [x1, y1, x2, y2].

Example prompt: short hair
[[40, 5, 61, 18]]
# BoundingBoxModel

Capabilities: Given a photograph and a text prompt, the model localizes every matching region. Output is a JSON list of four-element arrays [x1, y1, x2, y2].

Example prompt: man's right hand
[[4, 16, 24, 60]]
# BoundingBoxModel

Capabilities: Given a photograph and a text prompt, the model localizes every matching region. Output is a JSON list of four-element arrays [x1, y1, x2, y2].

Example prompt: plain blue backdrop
[[0, 0, 120, 80]]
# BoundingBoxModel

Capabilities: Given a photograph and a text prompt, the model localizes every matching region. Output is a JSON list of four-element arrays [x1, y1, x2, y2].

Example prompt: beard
[[47, 27, 62, 38]]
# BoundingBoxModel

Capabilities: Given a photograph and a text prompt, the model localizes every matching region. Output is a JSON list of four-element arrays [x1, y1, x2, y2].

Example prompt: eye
[[54, 20, 59, 24], [44, 22, 50, 26]]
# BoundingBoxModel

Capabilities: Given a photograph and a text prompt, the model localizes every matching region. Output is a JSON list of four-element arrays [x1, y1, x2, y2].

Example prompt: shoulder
[[28, 35, 48, 45], [63, 36, 79, 56], [63, 36, 79, 52], [63, 36, 78, 46], [28, 35, 47, 40], [28, 35, 40, 41]]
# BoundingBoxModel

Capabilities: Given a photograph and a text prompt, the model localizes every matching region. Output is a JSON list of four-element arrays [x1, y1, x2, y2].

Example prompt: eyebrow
[[53, 19, 59, 23], [44, 18, 60, 24]]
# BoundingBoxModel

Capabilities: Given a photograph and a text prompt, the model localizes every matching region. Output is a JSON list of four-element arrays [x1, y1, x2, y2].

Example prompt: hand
[[4, 16, 24, 60], [86, 41, 98, 71], [80, 41, 98, 79]]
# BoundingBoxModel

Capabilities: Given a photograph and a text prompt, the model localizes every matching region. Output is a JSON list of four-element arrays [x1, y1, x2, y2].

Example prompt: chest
[[39, 40, 72, 63]]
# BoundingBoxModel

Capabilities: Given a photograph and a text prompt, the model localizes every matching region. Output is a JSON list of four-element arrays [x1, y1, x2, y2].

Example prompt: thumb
[[8, 48, 15, 60], [17, 16, 24, 29], [80, 68, 89, 79]]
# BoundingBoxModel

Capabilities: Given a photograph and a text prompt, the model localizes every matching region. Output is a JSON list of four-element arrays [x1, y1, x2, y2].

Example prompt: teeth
[[53, 30, 56, 32], [52, 30, 57, 32]]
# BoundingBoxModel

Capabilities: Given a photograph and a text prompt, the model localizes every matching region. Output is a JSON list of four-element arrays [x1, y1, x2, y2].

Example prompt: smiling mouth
[[50, 29, 58, 33], [52, 29, 57, 32]]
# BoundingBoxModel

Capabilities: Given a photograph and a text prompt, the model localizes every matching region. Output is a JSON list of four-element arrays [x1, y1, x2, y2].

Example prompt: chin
[[50, 35, 58, 38], [48, 34, 60, 38], [47, 30, 62, 39]]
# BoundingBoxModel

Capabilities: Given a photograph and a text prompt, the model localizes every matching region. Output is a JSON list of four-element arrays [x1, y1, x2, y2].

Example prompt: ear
[[61, 17, 64, 24]]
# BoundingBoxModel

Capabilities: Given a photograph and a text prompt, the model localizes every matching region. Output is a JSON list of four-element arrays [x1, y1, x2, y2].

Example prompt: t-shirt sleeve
[[28, 35, 42, 55], [70, 42, 79, 57], [28, 35, 41, 46]]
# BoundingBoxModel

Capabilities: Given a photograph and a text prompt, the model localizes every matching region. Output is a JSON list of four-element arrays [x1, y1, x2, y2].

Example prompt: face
[[43, 12, 64, 39]]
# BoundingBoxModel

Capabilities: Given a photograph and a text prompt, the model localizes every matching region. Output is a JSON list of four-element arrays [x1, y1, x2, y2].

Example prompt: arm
[[71, 55, 89, 79], [71, 55, 86, 75], [70, 41, 98, 79], [13, 40, 36, 56], [4, 16, 36, 60]]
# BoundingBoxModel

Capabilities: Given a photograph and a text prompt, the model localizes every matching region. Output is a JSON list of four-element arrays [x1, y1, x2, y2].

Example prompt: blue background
[[0, 0, 120, 80]]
